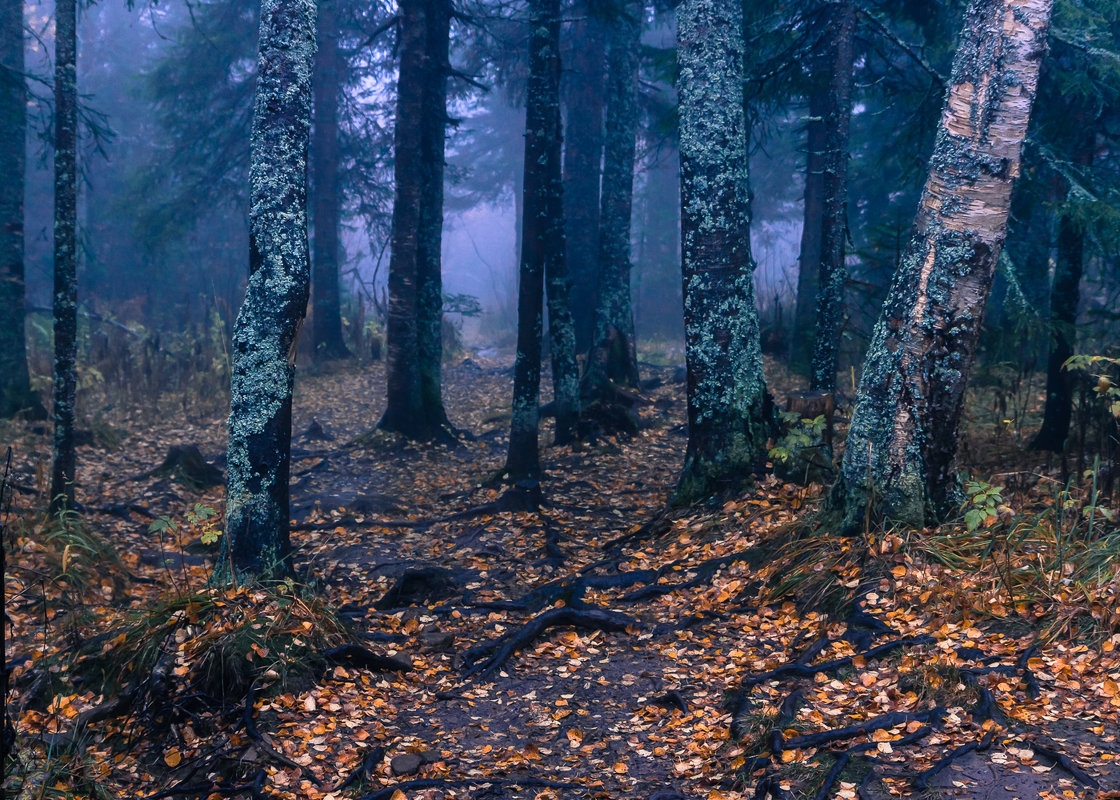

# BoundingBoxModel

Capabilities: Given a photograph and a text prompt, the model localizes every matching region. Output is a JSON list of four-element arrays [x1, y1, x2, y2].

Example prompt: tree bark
[[831, 0, 1053, 532], [218, 0, 317, 581], [789, 72, 827, 377], [674, 0, 772, 505], [0, 0, 41, 420], [1030, 211, 1084, 452], [561, 0, 606, 353], [310, 0, 350, 360], [584, 0, 641, 400], [504, 0, 563, 486], [49, 0, 78, 514], [809, 0, 855, 393], [380, 0, 452, 440]]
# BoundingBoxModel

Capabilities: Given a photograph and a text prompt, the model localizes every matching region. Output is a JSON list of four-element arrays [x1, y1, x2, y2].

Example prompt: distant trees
[[503, 0, 564, 504], [0, 0, 42, 421], [831, 0, 1053, 532], [674, 0, 772, 504], [219, 0, 317, 580], [380, 0, 454, 440], [49, 0, 78, 514]]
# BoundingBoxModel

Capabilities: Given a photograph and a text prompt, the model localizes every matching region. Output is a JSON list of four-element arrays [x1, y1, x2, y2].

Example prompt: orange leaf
[[1103, 679, 1119, 698], [164, 748, 182, 767], [613, 762, 629, 774]]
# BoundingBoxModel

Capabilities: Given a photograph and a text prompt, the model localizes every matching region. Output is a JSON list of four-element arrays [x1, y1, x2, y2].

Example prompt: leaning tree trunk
[[218, 0, 316, 581], [808, 0, 855, 393], [310, 0, 350, 360], [674, 0, 772, 505], [504, 0, 563, 497], [832, 0, 1053, 533], [380, 0, 452, 439], [1, 0, 41, 420], [561, 0, 606, 353], [1031, 211, 1085, 453], [49, 0, 78, 515]]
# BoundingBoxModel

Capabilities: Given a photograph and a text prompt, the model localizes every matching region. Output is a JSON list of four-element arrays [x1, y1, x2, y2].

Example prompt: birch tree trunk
[[49, 0, 78, 514], [832, 0, 1053, 532], [674, 0, 772, 505], [219, 0, 316, 581]]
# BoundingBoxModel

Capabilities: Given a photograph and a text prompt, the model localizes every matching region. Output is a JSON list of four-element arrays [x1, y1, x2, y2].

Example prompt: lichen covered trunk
[[833, 0, 1053, 532], [0, 0, 40, 420], [585, 0, 641, 398], [1031, 211, 1084, 453], [561, 1, 606, 353], [809, 0, 855, 393], [49, 0, 78, 514], [674, 0, 771, 505], [381, 0, 451, 439], [416, 0, 452, 435], [505, 0, 561, 482], [310, 0, 350, 360], [220, 0, 316, 581]]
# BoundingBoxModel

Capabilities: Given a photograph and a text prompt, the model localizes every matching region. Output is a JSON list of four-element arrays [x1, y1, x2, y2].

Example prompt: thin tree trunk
[[674, 0, 772, 505], [1, 1, 41, 420], [585, 0, 641, 399], [809, 0, 855, 393], [562, 1, 606, 353], [832, 0, 1053, 532], [49, 0, 78, 514], [504, 0, 562, 490], [218, 0, 316, 581], [789, 84, 827, 375], [416, 0, 452, 434], [1031, 211, 1084, 452], [381, 0, 451, 439], [310, 0, 350, 360]]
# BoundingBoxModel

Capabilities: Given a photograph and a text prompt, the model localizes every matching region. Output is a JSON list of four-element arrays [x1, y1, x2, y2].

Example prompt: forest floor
[[3, 354, 1119, 800]]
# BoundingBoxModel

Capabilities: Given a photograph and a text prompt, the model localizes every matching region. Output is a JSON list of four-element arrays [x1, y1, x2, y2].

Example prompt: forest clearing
[[3, 0, 1119, 798]]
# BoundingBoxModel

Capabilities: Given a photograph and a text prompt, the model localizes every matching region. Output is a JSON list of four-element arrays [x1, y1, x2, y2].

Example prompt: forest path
[[4, 356, 1118, 800]]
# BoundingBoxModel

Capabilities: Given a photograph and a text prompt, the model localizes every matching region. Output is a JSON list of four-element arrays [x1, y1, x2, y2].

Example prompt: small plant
[[769, 412, 828, 467], [962, 479, 1007, 531]]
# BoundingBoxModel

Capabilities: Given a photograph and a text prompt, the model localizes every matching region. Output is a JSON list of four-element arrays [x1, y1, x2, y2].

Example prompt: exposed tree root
[[331, 745, 386, 792], [462, 606, 638, 679], [355, 777, 583, 800], [913, 730, 995, 790], [322, 644, 412, 674]]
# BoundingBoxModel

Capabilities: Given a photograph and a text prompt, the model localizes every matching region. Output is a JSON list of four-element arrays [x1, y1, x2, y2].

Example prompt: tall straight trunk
[[310, 0, 350, 360], [1, 0, 40, 420], [416, 0, 452, 433], [832, 0, 1053, 532], [674, 0, 771, 505], [218, 0, 316, 581], [809, 0, 855, 393], [49, 0, 78, 515], [585, 0, 641, 396], [380, 0, 451, 439], [505, 0, 563, 487], [790, 76, 828, 376], [1031, 211, 1084, 452], [562, 1, 606, 353]]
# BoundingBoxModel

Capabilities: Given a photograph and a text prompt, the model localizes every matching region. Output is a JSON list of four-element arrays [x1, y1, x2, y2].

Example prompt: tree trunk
[[561, 1, 606, 353], [831, 0, 1053, 532], [380, 0, 452, 439], [416, 0, 452, 435], [1031, 211, 1084, 452], [809, 0, 855, 393], [310, 0, 350, 360], [584, 0, 641, 400], [218, 0, 317, 581], [1, 0, 41, 420], [789, 74, 827, 376], [49, 0, 78, 514], [674, 0, 772, 505], [504, 0, 563, 488]]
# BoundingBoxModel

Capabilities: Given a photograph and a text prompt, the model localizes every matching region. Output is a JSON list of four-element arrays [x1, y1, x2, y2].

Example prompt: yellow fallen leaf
[[164, 748, 181, 767], [613, 762, 629, 774]]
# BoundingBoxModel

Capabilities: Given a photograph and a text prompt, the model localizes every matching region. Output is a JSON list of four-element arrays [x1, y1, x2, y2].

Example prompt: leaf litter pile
[[3, 357, 1119, 800]]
